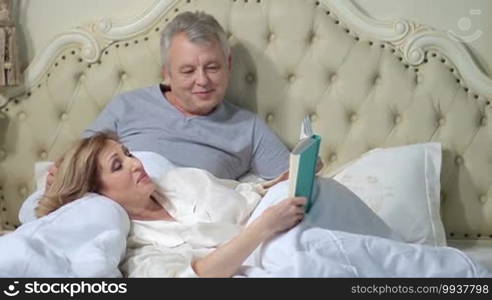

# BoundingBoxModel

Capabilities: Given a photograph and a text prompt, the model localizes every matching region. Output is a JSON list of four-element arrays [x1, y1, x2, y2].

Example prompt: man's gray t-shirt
[[83, 85, 289, 180]]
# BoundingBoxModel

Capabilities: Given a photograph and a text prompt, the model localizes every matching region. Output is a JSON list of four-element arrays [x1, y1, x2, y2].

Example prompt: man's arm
[[81, 98, 121, 138], [250, 115, 290, 180]]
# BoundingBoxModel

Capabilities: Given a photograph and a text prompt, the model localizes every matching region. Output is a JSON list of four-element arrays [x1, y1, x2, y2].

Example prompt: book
[[287, 116, 321, 213]]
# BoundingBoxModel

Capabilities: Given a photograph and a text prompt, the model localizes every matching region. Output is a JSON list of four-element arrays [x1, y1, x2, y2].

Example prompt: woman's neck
[[129, 196, 175, 221]]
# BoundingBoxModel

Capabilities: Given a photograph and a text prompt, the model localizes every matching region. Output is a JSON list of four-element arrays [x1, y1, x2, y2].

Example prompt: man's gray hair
[[160, 11, 230, 67]]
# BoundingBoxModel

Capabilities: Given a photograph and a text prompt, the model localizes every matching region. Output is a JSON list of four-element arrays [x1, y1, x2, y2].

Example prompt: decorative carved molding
[[325, 0, 492, 98], [0, 92, 7, 106], [13, 0, 492, 99], [92, 0, 175, 39]]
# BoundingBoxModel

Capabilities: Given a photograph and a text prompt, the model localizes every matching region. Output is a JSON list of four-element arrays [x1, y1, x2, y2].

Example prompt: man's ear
[[227, 55, 232, 72]]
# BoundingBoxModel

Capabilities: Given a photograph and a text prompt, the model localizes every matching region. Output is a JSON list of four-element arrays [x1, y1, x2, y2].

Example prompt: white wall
[[15, 0, 492, 76]]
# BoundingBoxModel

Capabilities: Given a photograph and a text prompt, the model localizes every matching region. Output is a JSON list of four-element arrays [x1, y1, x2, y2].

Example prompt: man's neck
[[160, 84, 216, 117]]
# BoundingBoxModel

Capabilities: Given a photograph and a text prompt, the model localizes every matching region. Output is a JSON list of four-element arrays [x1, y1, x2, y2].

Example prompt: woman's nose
[[131, 156, 144, 170]]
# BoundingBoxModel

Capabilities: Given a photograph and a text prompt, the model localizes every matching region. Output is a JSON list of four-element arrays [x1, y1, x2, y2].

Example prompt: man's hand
[[315, 157, 324, 174]]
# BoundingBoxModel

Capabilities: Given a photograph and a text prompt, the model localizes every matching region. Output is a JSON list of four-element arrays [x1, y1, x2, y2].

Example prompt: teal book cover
[[288, 134, 321, 212]]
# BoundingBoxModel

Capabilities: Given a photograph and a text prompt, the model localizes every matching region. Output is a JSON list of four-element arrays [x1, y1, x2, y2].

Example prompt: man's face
[[163, 32, 231, 116]]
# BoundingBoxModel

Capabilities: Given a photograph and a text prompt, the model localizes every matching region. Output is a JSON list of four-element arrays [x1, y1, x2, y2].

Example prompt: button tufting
[[266, 113, 274, 123], [60, 113, 69, 121], [309, 33, 317, 44], [268, 33, 275, 42], [438, 117, 446, 127], [0, 149, 5, 160], [245, 73, 255, 84], [18, 112, 27, 120], [330, 74, 338, 83], [309, 113, 318, 122], [79, 73, 86, 82], [349, 113, 358, 123], [480, 195, 488, 204], [120, 72, 128, 80], [394, 114, 402, 124], [416, 75, 424, 84], [19, 186, 28, 196], [40, 151, 48, 160], [329, 153, 337, 163], [455, 156, 463, 165], [288, 74, 296, 83]]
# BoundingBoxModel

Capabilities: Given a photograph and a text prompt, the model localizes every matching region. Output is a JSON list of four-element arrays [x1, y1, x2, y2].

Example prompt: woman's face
[[97, 140, 155, 208]]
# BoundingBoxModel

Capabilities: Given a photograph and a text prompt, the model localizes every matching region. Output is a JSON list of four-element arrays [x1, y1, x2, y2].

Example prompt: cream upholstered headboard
[[0, 0, 491, 241]]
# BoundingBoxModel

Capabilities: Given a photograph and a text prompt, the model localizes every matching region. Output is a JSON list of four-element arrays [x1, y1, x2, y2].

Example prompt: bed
[[0, 0, 491, 272]]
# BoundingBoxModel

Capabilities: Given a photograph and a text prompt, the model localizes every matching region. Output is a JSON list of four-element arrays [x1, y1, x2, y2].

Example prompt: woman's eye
[[112, 162, 122, 172]]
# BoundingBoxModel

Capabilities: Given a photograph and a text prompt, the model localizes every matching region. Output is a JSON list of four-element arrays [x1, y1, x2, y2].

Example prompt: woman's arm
[[192, 196, 306, 277]]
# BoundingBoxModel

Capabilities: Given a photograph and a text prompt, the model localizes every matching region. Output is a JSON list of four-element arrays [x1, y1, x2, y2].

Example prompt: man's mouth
[[193, 90, 214, 98]]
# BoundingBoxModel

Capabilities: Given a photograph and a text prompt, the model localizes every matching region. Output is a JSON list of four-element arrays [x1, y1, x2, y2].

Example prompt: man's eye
[[206, 65, 220, 72], [181, 69, 194, 74]]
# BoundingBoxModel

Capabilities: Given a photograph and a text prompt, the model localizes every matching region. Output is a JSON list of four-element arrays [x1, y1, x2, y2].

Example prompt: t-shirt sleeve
[[250, 115, 289, 180], [122, 245, 199, 278], [81, 96, 122, 138]]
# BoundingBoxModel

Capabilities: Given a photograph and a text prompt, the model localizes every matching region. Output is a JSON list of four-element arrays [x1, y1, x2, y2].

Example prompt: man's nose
[[195, 69, 210, 85]]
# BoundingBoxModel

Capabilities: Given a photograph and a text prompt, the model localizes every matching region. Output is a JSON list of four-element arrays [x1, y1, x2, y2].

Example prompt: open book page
[[300, 115, 313, 139]]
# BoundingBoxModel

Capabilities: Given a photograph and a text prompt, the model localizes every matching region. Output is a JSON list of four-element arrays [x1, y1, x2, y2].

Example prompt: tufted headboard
[[0, 0, 491, 242]]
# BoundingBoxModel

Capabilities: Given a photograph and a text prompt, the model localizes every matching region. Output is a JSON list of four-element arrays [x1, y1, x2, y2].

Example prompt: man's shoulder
[[222, 101, 257, 119], [117, 84, 160, 101]]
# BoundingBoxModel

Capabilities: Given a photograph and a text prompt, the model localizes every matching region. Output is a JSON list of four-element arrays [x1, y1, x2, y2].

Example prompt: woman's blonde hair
[[35, 131, 119, 218]]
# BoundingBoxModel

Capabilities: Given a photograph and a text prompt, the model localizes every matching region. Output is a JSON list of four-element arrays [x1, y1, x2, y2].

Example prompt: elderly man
[[83, 11, 289, 180]]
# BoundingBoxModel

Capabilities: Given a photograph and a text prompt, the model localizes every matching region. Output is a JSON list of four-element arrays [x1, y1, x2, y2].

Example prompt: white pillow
[[331, 143, 446, 246]]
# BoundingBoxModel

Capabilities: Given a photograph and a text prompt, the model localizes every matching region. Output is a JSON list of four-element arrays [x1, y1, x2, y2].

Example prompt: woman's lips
[[137, 172, 150, 183]]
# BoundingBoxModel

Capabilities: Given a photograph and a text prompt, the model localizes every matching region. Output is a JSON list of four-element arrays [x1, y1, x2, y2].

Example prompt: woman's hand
[[45, 164, 58, 191], [255, 197, 307, 239], [191, 196, 306, 277]]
